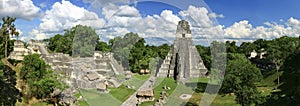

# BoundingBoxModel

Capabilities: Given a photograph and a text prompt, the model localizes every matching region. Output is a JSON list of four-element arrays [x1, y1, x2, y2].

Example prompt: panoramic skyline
[[1, 0, 300, 45]]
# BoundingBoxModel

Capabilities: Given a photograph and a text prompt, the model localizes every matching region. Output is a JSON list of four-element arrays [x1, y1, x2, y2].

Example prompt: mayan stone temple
[[156, 20, 208, 82]]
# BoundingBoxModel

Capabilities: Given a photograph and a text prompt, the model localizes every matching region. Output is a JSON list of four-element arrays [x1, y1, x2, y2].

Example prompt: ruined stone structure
[[8, 40, 30, 60], [8, 40, 125, 89], [8, 40, 49, 60], [156, 20, 208, 82], [42, 51, 124, 90]]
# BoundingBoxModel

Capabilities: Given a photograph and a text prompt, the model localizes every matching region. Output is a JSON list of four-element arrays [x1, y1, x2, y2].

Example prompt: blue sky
[[205, 0, 300, 27], [2, 0, 300, 44]]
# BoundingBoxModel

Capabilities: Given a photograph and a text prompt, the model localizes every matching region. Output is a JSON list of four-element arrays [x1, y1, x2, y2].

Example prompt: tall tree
[[20, 54, 63, 101], [196, 45, 211, 71], [221, 53, 264, 106], [277, 51, 300, 104], [73, 25, 98, 57], [157, 44, 171, 59], [264, 36, 299, 86], [0, 16, 19, 58], [226, 41, 238, 53], [95, 41, 110, 52], [47, 34, 63, 52], [111, 32, 141, 70], [129, 38, 146, 73], [46, 25, 99, 56]]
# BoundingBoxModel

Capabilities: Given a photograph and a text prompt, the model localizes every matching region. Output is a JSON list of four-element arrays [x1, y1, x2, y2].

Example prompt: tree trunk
[[5, 35, 8, 58], [273, 59, 280, 87], [276, 65, 280, 85]]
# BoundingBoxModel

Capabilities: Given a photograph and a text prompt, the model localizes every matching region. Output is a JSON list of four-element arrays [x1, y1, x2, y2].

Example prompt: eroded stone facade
[[156, 20, 208, 82]]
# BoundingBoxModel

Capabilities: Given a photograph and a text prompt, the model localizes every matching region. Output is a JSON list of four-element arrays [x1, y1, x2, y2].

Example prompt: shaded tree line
[[45, 25, 104, 57]]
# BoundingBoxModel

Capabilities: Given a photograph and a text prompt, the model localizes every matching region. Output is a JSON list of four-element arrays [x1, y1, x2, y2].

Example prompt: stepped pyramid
[[156, 20, 208, 82]]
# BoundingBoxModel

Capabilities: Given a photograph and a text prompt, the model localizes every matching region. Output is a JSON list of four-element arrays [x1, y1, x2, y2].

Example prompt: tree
[[95, 41, 110, 52], [0, 16, 19, 58], [238, 42, 257, 56], [20, 54, 63, 100], [129, 38, 147, 73], [0, 61, 22, 105], [264, 36, 298, 86], [111, 32, 142, 70], [196, 45, 211, 70], [226, 41, 238, 53], [209, 41, 226, 84], [47, 34, 63, 52], [277, 51, 300, 104], [221, 53, 264, 106], [46, 25, 99, 56], [157, 44, 171, 59], [73, 25, 98, 57]]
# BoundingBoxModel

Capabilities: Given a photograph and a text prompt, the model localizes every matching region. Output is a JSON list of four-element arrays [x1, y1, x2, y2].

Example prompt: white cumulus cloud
[[0, 0, 40, 20], [224, 20, 252, 38], [27, 1, 300, 46], [29, 29, 48, 40], [100, 6, 181, 40], [83, 0, 130, 8], [179, 6, 215, 28], [32, 0, 105, 39]]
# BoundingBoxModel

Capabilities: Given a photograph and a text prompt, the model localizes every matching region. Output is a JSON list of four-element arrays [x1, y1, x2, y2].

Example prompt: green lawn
[[80, 89, 122, 106], [74, 91, 89, 106], [134, 74, 151, 80], [257, 71, 278, 87], [79, 75, 139, 105], [79, 86, 135, 106], [123, 74, 150, 90], [140, 77, 238, 106], [141, 78, 178, 106], [165, 78, 209, 106], [189, 78, 209, 83], [109, 85, 136, 102], [76, 100, 89, 106], [186, 77, 238, 106], [188, 93, 239, 106]]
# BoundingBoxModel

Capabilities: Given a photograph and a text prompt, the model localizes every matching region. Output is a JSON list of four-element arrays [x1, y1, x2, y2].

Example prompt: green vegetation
[[72, 25, 99, 57], [0, 60, 22, 105], [153, 78, 177, 99], [80, 89, 122, 106], [76, 100, 89, 106], [196, 45, 211, 71], [1, 15, 300, 106], [141, 78, 177, 106], [46, 33, 73, 55], [96, 41, 111, 52], [74, 90, 89, 106], [264, 51, 300, 105], [123, 74, 150, 89], [108, 32, 171, 73], [79, 84, 135, 105], [187, 93, 238, 106], [109, 85, 136, 102], [109, 32, 142, 70], [20, 54, 65, 103], [0, 16, 19, 58], [221, 54, 264, 106], [46, 25, 100, 57], [134, 74, 151, 80]]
